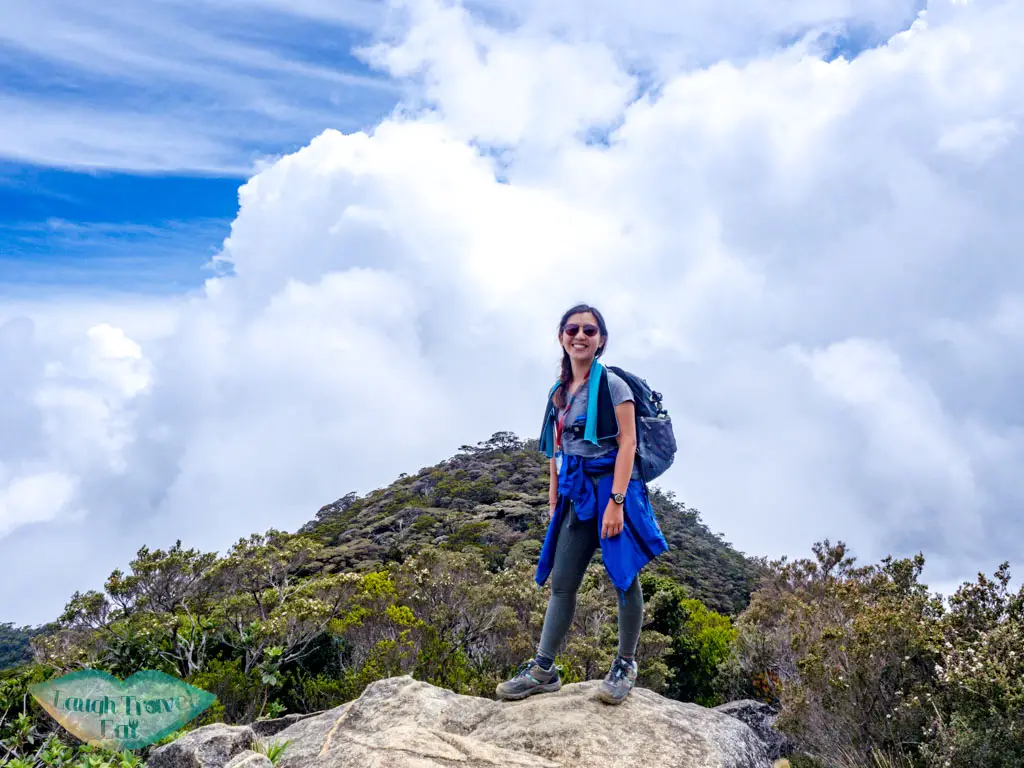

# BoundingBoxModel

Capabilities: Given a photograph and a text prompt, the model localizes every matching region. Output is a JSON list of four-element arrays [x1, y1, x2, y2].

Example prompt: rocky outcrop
[[250, 713, 323, 739], [150, 675, 771, 768], [225, 752, 273, 768], [713, 700, 793, 762], [148, 723, 255, 768]]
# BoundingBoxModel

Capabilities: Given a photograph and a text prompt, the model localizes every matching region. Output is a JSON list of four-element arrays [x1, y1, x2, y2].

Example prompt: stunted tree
[[922, 564, 1024, 768], [720, 541, 944, 767], [208, 529, 364, 675], [35, 541, 221, 678], [109, 541, 220, 677]]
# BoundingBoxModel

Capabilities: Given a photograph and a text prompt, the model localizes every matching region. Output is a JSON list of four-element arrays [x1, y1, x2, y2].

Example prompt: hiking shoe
[[596, 656, 638, 705], [495, 659, 561, 701]]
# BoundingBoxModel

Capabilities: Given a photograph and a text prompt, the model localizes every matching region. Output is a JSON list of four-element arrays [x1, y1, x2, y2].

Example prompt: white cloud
[[0, 0, 925, 172], [0, 471, 77, 539], [4, 0, 1024, 624], [465, 0, 924, 73], [795, 338, 986, 551], [363, 1, 637, 148]]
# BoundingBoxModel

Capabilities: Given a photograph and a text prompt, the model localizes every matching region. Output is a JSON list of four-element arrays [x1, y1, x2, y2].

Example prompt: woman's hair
[[554, 303, 608, 409]]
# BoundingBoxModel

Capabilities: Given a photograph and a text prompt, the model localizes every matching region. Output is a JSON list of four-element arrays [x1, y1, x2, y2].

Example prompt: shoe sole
[[495, 679, 562, 701], [596, 685, 633, 705]]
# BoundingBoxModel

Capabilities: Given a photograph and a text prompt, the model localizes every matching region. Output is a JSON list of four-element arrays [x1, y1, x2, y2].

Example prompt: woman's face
[[560, 311, 605, 367]]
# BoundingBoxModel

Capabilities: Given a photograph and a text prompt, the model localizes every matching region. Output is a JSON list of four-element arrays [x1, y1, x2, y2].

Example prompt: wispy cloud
[[0, 0, 927, 174], [0, 0, 399, 173], [462, 0, 926, 71], [0, 218, 232, 295]]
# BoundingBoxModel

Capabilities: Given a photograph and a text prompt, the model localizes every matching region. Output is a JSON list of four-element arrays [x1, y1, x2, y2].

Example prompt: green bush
[[727, 543, 943, 766], [918, 564, 1024, 768], [432, 477, 500, 506], [0, 665, 62, 761], [285, 670, 353, 713], [642, 575, 734, 705], [410, 515, 437, 533], [714, 542, 1024, 768], [187, 657, 260, 725], [1, 737, 146, 768]]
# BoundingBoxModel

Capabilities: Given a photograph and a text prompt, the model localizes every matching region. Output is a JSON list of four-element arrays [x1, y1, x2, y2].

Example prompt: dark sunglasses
[[564, 323, 599, 337]]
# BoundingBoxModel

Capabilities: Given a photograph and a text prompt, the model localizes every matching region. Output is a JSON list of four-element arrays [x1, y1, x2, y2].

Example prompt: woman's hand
[[601, 499, 624, 539], [549, 494, 558, 519]]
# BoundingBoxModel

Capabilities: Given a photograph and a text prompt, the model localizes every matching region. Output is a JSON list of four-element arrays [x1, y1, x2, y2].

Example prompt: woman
[[496, 303, 669, 705]]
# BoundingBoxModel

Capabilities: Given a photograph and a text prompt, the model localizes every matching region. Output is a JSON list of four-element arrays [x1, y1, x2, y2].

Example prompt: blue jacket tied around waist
[[535, 359, 669, 593]]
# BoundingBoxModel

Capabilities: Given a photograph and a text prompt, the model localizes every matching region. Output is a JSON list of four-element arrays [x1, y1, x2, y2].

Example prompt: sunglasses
[[563, 323, 599, 337]]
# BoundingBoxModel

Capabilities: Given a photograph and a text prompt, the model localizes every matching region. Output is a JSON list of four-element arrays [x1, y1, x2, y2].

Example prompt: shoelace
[[516, 661, 537, 678], [516, 659, 560, 680], [609, 657, 633, 681], [515, 660, 546, 678]]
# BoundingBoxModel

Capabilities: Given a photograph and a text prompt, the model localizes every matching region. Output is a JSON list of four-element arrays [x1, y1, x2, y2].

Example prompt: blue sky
[[0, 169, 242, 294], [0, 0, 400, 294]]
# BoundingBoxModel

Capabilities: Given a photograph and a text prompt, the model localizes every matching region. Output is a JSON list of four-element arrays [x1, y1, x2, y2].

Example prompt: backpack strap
[[583, 359, 604, 446]]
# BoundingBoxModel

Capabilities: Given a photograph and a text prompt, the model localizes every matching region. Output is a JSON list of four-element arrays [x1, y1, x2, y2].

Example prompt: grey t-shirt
[[557, 370, 639, 475]]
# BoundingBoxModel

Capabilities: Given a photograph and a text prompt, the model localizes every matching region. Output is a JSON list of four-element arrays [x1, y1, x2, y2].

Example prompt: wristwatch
[[611, 492, 625, 505]]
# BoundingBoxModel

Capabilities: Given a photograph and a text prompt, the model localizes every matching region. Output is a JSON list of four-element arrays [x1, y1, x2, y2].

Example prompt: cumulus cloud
[[4, 0, 1024, 624]]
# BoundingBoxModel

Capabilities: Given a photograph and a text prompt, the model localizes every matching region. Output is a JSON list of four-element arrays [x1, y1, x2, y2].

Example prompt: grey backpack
[[606, 366, 677, 483]]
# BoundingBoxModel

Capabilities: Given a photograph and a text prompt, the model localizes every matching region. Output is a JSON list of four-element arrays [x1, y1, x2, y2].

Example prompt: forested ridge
[[298, 431, 761, 615]]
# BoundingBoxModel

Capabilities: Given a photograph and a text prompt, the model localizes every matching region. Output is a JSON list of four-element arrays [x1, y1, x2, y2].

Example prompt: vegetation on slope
[[0, 626, 54, 673], [299, 431, 761, 615], [2, 432, 1021, 768]]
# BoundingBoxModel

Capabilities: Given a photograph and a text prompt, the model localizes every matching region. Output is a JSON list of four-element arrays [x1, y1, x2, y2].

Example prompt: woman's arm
[[549, 457, 558, 517], [602, 400, 637, 538], [612, 400, 637, 493]]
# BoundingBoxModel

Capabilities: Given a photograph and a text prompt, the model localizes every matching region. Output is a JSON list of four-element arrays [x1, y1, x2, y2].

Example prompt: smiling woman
[[495, 303, 670, 707]]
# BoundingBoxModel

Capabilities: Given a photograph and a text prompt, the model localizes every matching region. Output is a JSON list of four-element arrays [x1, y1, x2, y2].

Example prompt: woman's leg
[[535, 500, 599, 666], [616, 575, 644, 660], [595, 575, 645, 705]]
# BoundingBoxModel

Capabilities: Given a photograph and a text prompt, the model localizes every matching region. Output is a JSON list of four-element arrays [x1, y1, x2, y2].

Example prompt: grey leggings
[[536, 497, 644, 662]]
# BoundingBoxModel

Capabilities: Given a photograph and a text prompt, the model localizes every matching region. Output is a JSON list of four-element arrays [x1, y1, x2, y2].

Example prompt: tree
[[720, 541, 944, 767], [0, 624, 53, 672], [208, 530, 363, 675], [921, 564, 1024, 768], [34, 542, 222, 679]]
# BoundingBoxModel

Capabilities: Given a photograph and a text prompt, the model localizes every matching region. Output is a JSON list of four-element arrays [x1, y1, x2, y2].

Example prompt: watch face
[[613, 493, 625, 504]]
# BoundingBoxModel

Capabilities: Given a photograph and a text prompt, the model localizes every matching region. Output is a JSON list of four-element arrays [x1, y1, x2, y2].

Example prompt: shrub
[[919, 564, 1024, 768], [187, 657, 260, 724], [720, 541, 943, 767], [432, 477, 500, 506], [642, 575, 735, 705], [0, 665, 62, 761]]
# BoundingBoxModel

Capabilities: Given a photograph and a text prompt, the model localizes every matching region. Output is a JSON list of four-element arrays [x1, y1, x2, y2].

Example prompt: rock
[[225, 751, 273, 768], [713, 700, 792, 761], [148, 723, 255, 768], [156, 677, 771, 768], [251, 712, 323, 739], [267, 675, 770, 768]]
